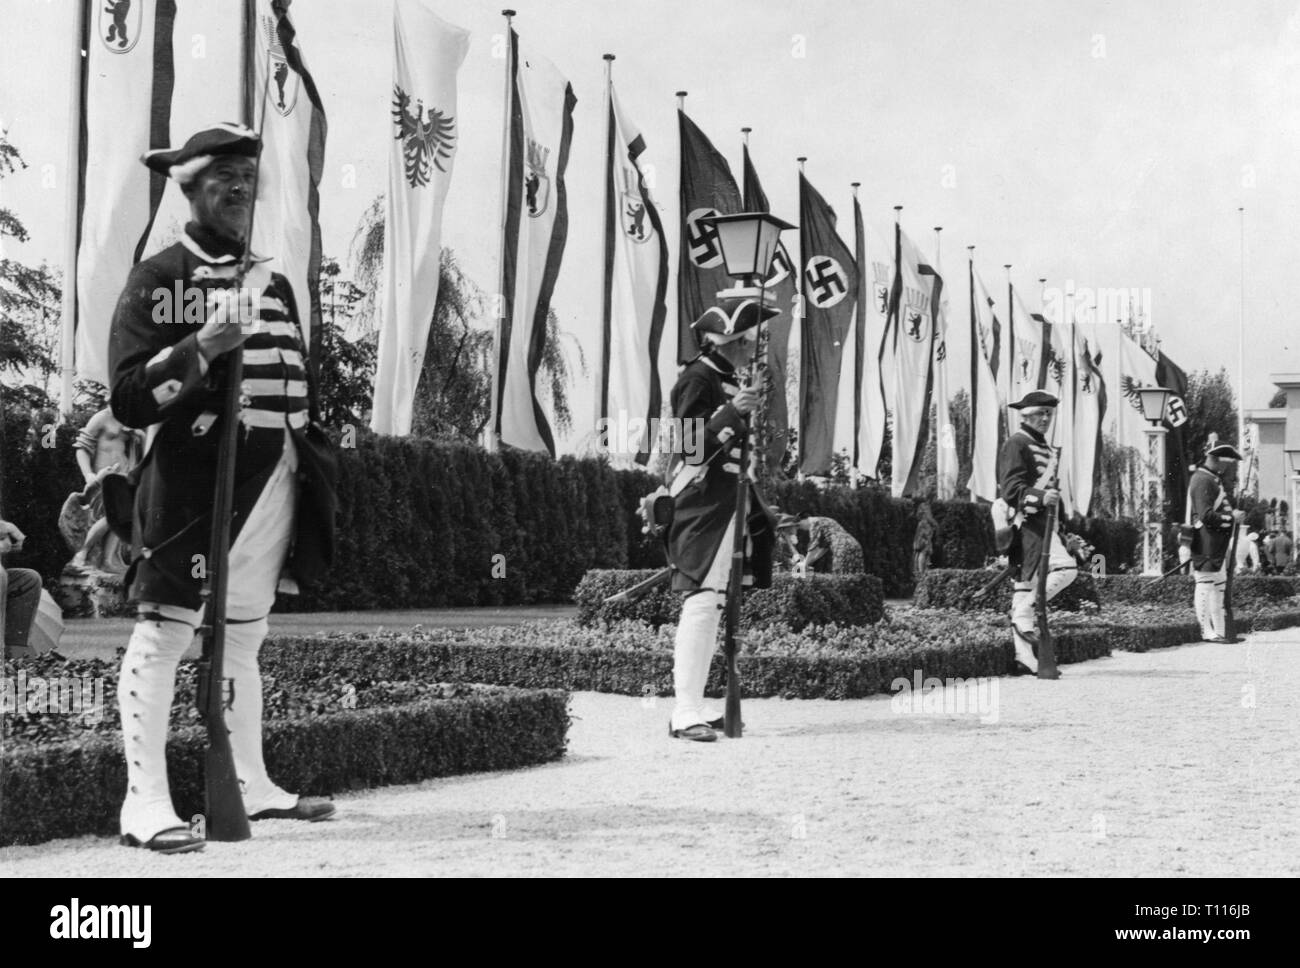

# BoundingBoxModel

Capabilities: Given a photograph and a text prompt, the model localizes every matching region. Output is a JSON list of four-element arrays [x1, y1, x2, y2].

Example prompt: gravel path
[[4, 629, 1298, 877]]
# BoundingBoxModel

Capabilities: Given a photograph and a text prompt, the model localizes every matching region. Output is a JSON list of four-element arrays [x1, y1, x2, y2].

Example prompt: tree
[[1182, 367, 1238, 466], [350, 194, 583, 443], [0, 132, 62, 405], [314, 256, 377, 427], [1269, 388, 1286, 408]]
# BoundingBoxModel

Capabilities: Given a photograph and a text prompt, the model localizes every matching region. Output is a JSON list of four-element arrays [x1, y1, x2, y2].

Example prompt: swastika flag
[[676, 109, 742, 364], [798, 171, 859, 476]]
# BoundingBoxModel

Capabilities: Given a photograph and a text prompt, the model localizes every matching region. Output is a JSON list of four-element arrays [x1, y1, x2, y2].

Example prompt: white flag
[[968, 266, 1004, 502], [599, 85, 668, 465], [370, 0, 469, 435], [138, 2, 241, 260], [1118, 330, 1159, 452], [929, 244, 957, 499], [888, 225, 937, 497], [857, 220, 894, 479], [250, 0, 327, 357], [74, 0, 172, 387], [494, 31, 576, 456], [1071, 329, 1107, 517]]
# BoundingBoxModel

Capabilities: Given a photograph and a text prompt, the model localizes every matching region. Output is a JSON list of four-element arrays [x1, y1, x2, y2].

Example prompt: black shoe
[[120, 826, 205, 854], [668, 723, 717, 742], [705, 717, 746, 731], [249, 797, 337, 822]]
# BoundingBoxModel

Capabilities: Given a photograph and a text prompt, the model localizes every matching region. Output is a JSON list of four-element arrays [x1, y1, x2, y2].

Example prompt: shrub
[[572, 570, 885, 630], [912, 568, 1101, 612], [258, 615, 1111, 702], [0, 653, 568, 846], [0, 400, 1142, 609]]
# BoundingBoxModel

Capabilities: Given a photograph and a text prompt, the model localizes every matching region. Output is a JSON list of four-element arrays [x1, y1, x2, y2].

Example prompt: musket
[[970, 563, 1015, 602], [720, 288, 772, 739], [603, 567, 673, 605], [1145, 558, 1191, 588], [1034, 447, 1062, 679], [194, 47, 275, 842]]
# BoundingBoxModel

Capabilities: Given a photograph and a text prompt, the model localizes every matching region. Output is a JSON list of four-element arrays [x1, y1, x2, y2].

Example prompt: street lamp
[[1136, 386, 1172, 576], [698, 212, 795, 285], [694, 210, 793, 740]]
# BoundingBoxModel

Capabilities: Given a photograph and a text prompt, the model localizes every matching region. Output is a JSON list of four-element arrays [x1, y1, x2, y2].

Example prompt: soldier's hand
[[1, 519, 25, 553], [1178, 544, 1192, 565], [1232, 509, 1246, 524], [731, 386, 760, 415], [1043, 488, 1061, 508], [197, 287, 258, 361]]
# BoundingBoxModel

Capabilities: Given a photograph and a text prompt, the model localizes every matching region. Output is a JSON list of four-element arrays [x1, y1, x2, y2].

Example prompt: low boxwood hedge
[[1091, 574, 1300, 609], [572, 570, 885, 630], [0, 655, 568, 846], [263, 613, 1110, 703], [912, 568, 1102, 612]]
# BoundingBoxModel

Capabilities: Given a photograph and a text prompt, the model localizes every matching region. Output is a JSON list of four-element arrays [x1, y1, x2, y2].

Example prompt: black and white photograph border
[[1, 0, 1298, 894]]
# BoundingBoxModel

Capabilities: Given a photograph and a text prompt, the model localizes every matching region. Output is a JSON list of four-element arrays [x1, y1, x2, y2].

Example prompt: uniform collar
[[701, 349, 737, 378], [1018, 424, 1047, 444]]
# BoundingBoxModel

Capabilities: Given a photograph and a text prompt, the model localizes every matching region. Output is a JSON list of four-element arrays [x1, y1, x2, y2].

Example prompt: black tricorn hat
[[141, 122, 259, 183], [691, 285, 781, 343], [1009, 390, 1060, 410], [1206, 443, 1243, 461]]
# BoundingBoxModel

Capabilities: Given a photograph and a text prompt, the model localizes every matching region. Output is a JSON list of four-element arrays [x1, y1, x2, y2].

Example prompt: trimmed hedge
[[260, 617, 1112, 703], [912, 568, 1102, 613], [0, 678, 568, 846], [1055, 604, 1300, 653], [572, 570, 885, 631], [1092, 574, 1300, 610], [1, 403, 1144, 607]]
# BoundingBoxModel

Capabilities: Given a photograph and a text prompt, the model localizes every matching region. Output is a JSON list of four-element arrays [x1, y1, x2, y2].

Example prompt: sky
[[3, 0, 1299, 451]]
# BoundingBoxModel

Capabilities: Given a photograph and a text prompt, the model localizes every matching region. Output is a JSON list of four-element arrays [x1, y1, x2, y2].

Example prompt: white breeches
[[671, 516, 736, 731], [118, 438, 299, 841], [1193, 559, 1228, 638], [1011, 531, 1077, 646]]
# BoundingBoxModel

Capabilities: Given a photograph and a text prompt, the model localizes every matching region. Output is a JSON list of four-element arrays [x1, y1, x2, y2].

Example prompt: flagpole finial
[[851, 181, 860, 198], [675, 90, 687, 109], [603, 53, 615, 61], [502, 9, 515, 18], [797, 156, 807, 172], [934, 226, 942, 233]]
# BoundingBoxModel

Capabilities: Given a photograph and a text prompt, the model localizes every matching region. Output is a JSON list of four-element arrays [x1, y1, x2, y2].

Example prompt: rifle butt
[[198, 660, 252, 842], [723, 650, 742, 738]]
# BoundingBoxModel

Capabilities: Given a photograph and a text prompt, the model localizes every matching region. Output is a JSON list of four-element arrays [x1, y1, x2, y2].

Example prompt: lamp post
[[696, 210, 794, 739], [1136, 386, 1173, 575], [1288, 450, 1300, 565]]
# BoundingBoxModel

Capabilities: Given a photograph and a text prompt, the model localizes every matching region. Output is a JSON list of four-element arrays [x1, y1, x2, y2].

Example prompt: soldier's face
[[188, 156, 257, 243]]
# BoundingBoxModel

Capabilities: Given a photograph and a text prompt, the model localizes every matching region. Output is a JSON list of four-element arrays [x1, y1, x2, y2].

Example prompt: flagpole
[[849, 180, 862, 485], [796, 156, 806, 483], [1005, 263, 1013, 437], [891, 204, 901, 493], [58, 0, 89, 419], [489, 9, 517, 454], [595, 52, 614, 453], [1238, 205, 1245, 449], [968, 244, 977, 501], [932, 226, 943, 497]]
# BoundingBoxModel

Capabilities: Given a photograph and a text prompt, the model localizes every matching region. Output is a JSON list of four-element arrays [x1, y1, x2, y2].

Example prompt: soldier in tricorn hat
[[664, 286, 778, 742], [106, 123, 338, 852], [1180, 440, 1245, 641], [996, 390, 1077, 673]]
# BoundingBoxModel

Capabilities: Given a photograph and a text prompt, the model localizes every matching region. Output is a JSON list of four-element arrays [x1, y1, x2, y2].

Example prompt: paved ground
[[3, 627, 1297, 877]]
